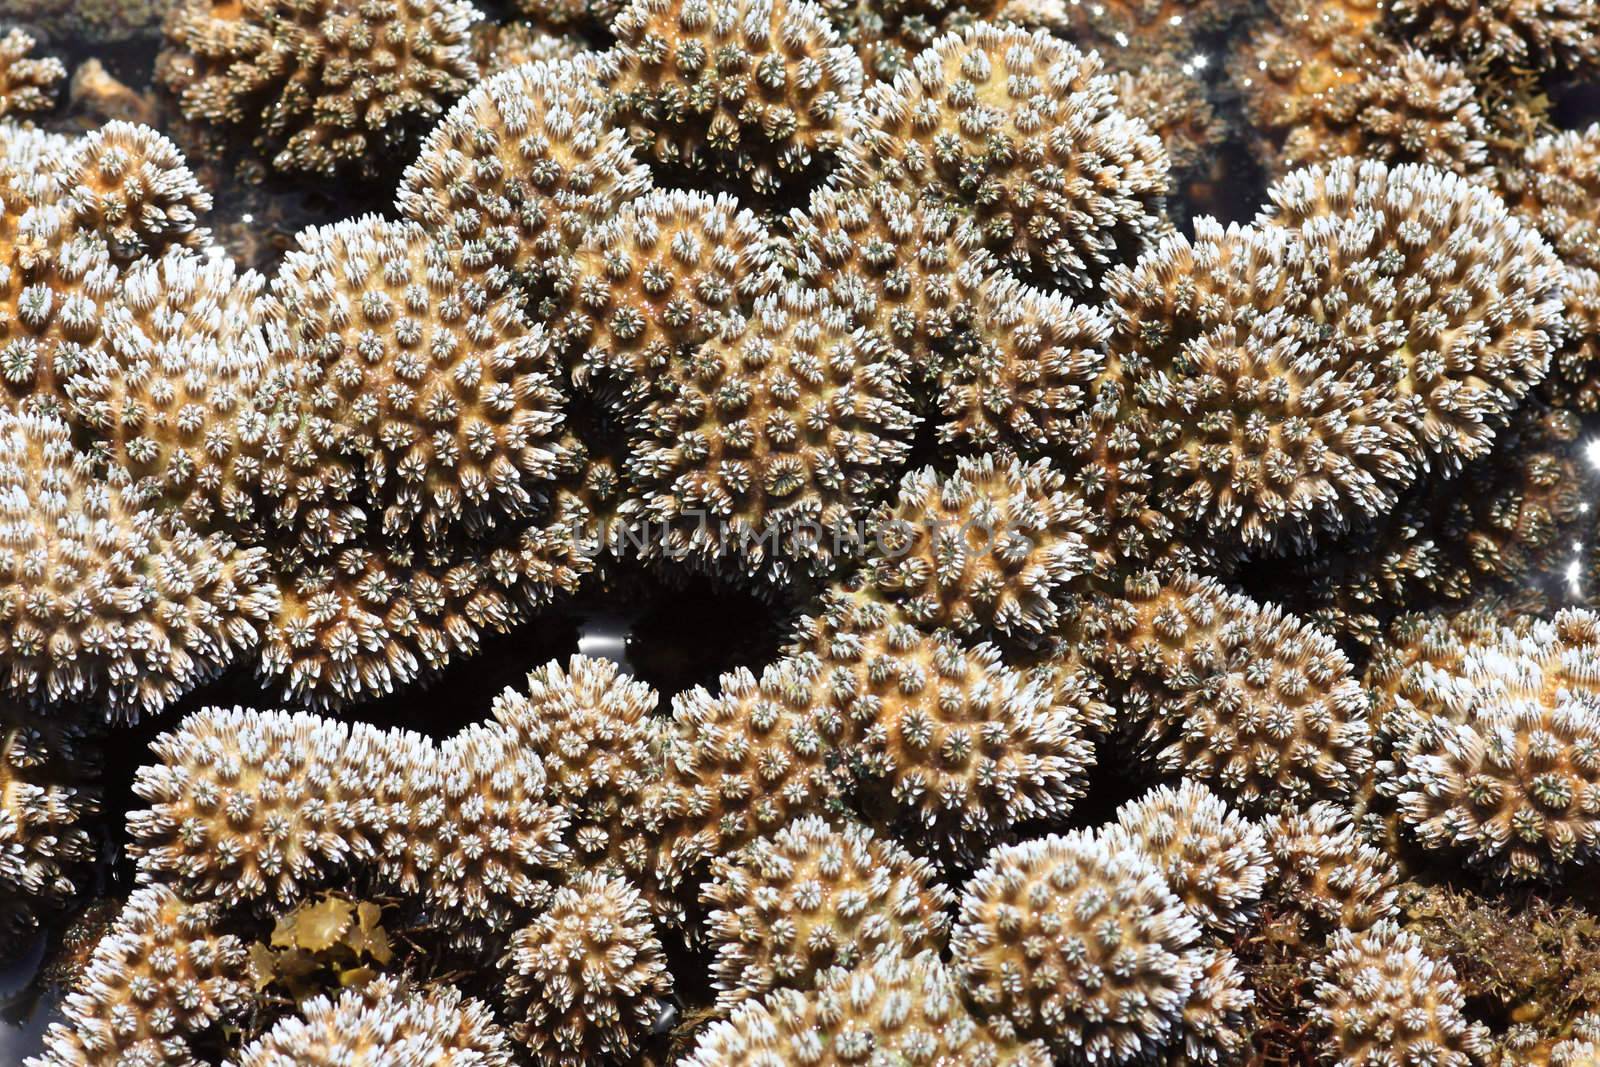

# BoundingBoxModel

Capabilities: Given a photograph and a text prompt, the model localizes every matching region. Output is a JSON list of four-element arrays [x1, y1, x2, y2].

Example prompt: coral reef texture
[[9, 0, 1600, 1063]]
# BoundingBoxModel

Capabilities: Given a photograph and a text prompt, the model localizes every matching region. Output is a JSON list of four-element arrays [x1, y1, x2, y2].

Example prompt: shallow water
[[8, 1, 1600, 1062]]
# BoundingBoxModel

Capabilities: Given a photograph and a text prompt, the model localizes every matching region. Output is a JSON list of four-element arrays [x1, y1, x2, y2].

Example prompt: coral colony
[[8, 0, 1600, 1061]]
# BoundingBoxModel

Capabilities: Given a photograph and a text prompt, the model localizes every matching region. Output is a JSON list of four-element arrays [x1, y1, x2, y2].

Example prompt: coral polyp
[[127, 706, 432, 906], [0, 413, 276, 716], [1101, 160, 1563, 550], [501, 871, 673, 1065], [951, 829, 1202, 1062], [864, 453, 1093, 637], [0, 718, 97, 948], [853, 23, 1169, 289], [1076, 571, 1373, 810], [33, 886, 252, 1067], [0, 30, 64, 119], [158, 0, 482, 176], [1500, 125, 1600, 275], [623, 290, 915, 575], [1104, 779, 1273, 935], [233, 976, 514, 1066], [1310, 921, 1492, 1066], [684, 949, 1053, 1066], [491, 656, 671, 909], [54, 122, 213, 262], [1387, 0, 1600, 71], [261, 214, 570, 546], [789, 589, 1099, 857], [603, 0, 865, 194], [395, 56, 650, 269], [702, 815, 952, 1008], [1379, 609, 1600, 881], [15, 0, 1600, 1061]]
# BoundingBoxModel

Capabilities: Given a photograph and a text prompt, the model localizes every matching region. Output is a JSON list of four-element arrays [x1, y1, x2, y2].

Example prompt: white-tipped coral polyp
[[9, 0, 1600, 1061]]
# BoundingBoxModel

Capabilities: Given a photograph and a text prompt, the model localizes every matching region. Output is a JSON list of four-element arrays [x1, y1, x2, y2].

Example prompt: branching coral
[[1101, 159, 1563, 550], [93, 207, 602, 710], [1103, 779, 1272, 935], [0, 0, 167, 42], [0, 412, 277, 716], [1271, 51, 1493, 179], [259, 214, 570, 547], [787, 194, 1124, 474], [1379, 609, 1600, 881], [1103, 221, 1381, 546], [1310, 920, 1491, 1066], [1262, 801, 1399, 933], [1363, 608, 1503, 740], [500, 871, 672, 1066], [395, 56, 650, 272], [21, 3, 1600, 1061], [158, 0, 481, 177], [127, 706, 434, 907], [535, 187, 775, 402], [53, 122, 213, 262], [129, 706, 570, 930], [1074, 571, 1373, 811], [1505, 1018, 1600, 1067], [233, 975, 513, 1066], [1, 718, 98, 947], [507, 0, 615, 30], [0, 194, 124, 417], [788, 589, 1098, 859], [851, 23, 1168, 290], [31, 885, 252, 1067], [1048, 388, 1196, 580], [623, 288, 915, 576], [1261, 160, 1554, 384], [950, 829, 1202, 1062], [864, 453, 1092, 637], [684, 949, 1053, 1066], [0, 29, 64, 119], [1500, 125, 1600, 274], [602, 0, 865, 195], [702, 815, 952, 1008], [653, 655, 846, 886], [491, 657, 672, 916], [1012, 638, 1118, 739], [0, 122, 74, 174], [1387, 0, 1600, 71]]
